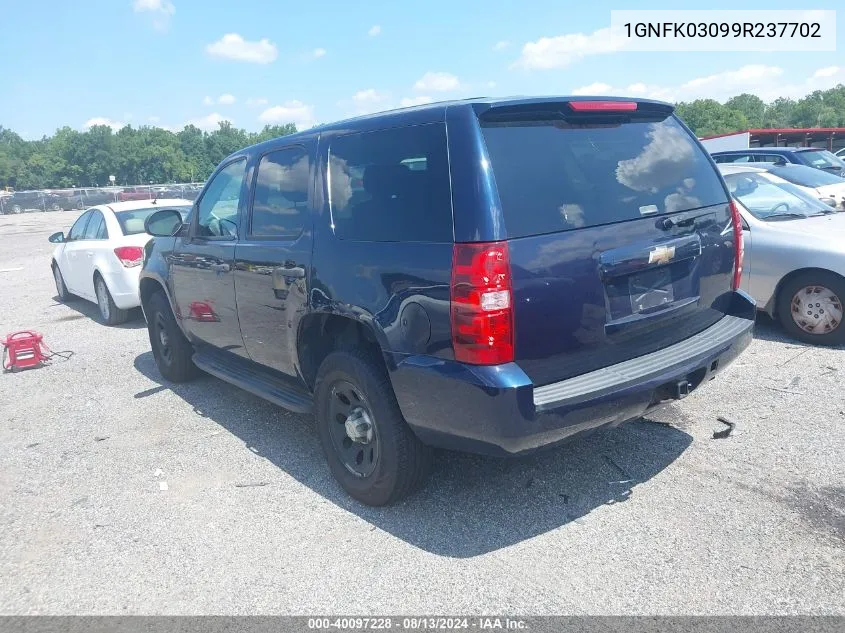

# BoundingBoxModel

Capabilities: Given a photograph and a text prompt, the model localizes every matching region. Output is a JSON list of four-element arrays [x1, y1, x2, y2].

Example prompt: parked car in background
[[719, 164, 845, 345], [711, 147, 845, 177], [48, 199, 193, 324], [732, 163, 845, 210], [139, 96, 754, 505], [6, 190, 54, 213], [118, 186, 154, 201]]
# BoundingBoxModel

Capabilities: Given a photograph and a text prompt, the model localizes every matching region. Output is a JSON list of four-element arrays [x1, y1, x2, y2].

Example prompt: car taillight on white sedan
[[114, 246, 144, 268]]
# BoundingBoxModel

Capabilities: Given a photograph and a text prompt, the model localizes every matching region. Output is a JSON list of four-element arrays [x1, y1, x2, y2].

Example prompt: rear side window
[[83, 211, 107, 240], [481, 115, 728, 238], [328, 123, 452, 242], [250, 147, 310, 238]]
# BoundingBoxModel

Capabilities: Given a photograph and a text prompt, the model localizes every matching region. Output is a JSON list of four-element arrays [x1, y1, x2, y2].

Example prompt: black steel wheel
[[147, 291, 197, 382], [315, 349, 431, 506], [326, 379, 381, 478]]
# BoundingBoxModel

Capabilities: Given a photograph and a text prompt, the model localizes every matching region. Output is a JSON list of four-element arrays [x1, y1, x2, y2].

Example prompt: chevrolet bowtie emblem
[[648, 245, 676, 265]]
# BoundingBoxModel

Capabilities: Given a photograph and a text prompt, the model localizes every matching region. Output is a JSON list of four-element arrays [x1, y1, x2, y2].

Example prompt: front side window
[[196, 159, 246, 238], [250, 147, 310, 238], [68, 210, 92, 241], [796, 149, 845, 169], [328, 123, 452, 242]]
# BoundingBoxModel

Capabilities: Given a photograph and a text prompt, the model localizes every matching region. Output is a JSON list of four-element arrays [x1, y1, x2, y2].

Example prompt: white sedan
[[49, 199, 192, 324]]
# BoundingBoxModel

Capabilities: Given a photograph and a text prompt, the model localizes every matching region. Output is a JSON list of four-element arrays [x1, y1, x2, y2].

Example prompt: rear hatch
[[478, 100, 738, 386]]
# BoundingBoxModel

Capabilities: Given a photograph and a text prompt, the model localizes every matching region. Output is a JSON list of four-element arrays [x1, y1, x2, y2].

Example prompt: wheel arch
[[770, 267, 845, 317], [296, 312, 388, 392]]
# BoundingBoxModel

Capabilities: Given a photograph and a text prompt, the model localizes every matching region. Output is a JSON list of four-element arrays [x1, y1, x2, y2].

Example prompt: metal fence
[[0, 183, 205, 215]]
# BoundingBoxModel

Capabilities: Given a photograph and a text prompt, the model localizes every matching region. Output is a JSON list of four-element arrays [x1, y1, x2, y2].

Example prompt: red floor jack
[[2, 330, 71, 372]]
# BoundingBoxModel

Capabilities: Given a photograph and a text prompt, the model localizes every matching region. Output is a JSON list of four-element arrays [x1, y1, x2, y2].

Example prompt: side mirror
[[821, 197, 838, 208], [48, 231, 65, 243], [145, 209, 184, 237]]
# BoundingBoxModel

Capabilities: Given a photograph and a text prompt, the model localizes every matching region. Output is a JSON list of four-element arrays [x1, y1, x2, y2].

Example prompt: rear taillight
[[568, 101, 638, 112], [114, 246, 144, 268], [729, 200, 744, 290], [450, 242, 514, 365]]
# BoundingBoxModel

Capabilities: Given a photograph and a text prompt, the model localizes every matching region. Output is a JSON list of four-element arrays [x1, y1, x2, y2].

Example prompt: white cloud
[[513, 27, 624, 70], [259, 101, 315, 130], [570, 65, 845, 104], [400, 95, 433, 107], [133, 0, 175, 31], [202, 96, 214, 106], [493, 40, 510, 51], [813, 66, 840, 79], [186, 113, 231, 131], [312, 48, 327, 58], [217, 93, 236, 105], [340, 89, 392, 116], [487, 81, 497, 89], [246, 97, 269, 107], [368, 25, 381, 37], [83, 117, 125, 131], [206, 33, 278, 64], [413, 71, 461, 92], [148, 116, 161, 123], [571, 82, 613, 96]]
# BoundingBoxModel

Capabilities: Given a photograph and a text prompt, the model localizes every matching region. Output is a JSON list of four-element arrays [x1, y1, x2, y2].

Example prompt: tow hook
[[675, 380, 690, 399]]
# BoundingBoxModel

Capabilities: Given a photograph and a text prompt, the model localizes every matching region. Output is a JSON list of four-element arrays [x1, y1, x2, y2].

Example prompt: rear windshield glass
[[481, 114, 728, 238], [795, 149, 844, 170], [770, 165, 845, 187], [116, 205, 191, 235]]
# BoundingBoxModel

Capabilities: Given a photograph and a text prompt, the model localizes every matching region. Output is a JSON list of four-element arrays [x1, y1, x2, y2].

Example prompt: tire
[[147, 291, 197, 382], [777, 271, 845, 346], [11, 205, 21, 214], [314, 349, 431, 506], [94, 274, 129, 326], [52, 263, 75, 302]]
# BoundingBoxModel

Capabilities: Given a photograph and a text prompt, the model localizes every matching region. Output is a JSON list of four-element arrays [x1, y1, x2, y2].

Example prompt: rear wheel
[[94, 274, 128, 326], [314, 349, 431, 506], [147, 291, 197, 382], [777, 271, 845, 346]]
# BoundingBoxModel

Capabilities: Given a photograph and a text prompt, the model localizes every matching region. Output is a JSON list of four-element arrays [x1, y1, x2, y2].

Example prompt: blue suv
[[711, 147, 845, 177], [140, 97, 755, 505]]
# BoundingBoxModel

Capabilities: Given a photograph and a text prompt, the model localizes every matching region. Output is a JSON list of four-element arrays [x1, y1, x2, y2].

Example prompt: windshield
[[795, 149, 845, 170], [723, 172, 832, 220], [115, 205, 191, 235], [769, 165, 845, 188]]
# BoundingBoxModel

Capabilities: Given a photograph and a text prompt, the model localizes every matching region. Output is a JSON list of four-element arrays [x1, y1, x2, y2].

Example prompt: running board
[[192, 351, 314, 414]]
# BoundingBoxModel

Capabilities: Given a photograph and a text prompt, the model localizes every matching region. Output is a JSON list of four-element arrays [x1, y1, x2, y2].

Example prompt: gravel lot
[[0, 211, 843, 615]]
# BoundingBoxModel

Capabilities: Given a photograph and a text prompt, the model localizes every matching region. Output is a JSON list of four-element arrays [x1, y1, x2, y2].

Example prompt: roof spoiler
[[475, 99, 674, 122]]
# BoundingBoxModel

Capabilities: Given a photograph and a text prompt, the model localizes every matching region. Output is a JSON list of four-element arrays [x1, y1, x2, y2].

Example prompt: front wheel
[[314, 349, 431, 506], [53, 264, 74, 302], [94, 275, 128, 326], [777, 271, 845, 346], [146, 291, 197, 382]]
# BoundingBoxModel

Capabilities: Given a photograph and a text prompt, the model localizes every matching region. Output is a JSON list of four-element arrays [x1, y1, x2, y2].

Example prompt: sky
[[0, 0, 843, 139]]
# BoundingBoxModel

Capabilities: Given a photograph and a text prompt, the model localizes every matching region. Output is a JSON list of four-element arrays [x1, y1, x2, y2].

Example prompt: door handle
[[210, 263, 230, 273]]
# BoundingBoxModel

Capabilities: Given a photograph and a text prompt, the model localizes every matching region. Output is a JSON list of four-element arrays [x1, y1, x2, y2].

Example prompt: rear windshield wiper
[[762, 212, 807, 221]]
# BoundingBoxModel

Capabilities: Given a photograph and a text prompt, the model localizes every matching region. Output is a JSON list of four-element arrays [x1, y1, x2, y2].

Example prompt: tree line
[[674, 85, 845, 138], [2, 84, 844, 191], [0, 122, 296, 191]]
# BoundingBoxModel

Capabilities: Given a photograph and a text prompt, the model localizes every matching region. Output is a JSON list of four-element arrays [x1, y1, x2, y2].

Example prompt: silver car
[[719, 164, 845, 345], [736, 162, 845, 210]]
